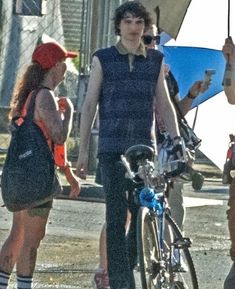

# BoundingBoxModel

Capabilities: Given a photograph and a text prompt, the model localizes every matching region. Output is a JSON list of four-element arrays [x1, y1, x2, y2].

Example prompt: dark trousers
[[99, 154, 138, 289]]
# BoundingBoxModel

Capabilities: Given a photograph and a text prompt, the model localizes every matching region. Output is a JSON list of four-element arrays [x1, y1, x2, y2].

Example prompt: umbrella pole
[[228, 0, 230, 37], [155, 6, 160, 33], [224, 0, 231, 86], [192, 106, 199, 131]]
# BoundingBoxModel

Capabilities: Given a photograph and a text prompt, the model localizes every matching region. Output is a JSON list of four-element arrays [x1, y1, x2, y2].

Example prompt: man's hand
[[57, 97, 73, 113], [62, 165, 81, 199], [189, 80, 210, 99], [76, 153, 89, 180], [68, 175, 81, 199]]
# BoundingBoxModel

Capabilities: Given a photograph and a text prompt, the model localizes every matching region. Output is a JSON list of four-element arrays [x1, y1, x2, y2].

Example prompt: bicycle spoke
[[161, 214, 199, 289], [137, 207, 161, 289]]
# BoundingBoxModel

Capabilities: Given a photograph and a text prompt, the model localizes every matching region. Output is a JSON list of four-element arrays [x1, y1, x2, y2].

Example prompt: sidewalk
[[0, 158, 228, 289], [0, 157, 222, 208], [193, 158, 222, 178], [58, 158, 222, 203]]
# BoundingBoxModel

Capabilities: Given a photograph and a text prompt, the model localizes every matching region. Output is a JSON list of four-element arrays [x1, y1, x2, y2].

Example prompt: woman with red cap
[[0, 40, 80, 289]]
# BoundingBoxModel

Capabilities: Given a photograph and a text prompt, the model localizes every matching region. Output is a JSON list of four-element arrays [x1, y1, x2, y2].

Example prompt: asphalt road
[[0, 168, 233, 289]]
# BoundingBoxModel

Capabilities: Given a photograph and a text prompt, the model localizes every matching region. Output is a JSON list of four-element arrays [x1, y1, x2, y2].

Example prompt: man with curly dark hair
[[76, 2, 182, 289]]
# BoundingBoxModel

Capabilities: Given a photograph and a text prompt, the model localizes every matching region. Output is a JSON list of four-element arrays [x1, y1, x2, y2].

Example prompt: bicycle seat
[[125, 145, 154, 164]]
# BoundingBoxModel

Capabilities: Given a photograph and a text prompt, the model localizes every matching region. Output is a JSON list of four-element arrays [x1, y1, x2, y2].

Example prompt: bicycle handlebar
[[120, 154, 136, 179], [121, 151, 186, 183]]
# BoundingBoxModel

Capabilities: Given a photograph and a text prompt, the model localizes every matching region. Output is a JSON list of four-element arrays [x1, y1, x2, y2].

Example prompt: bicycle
[[121, 143, 199, 289]]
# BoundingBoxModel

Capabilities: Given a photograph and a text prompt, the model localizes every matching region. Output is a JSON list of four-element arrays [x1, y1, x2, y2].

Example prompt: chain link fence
[[0, 0, 88, 153], [0, 0, 124, 160]]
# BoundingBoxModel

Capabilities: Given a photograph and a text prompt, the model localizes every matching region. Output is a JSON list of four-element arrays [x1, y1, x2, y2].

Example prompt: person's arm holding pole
[[223, 36, 235, 104]]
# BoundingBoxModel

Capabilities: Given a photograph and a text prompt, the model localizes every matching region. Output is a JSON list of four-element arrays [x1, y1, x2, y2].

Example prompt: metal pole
[[228, 0, 230, 37], [84, 0, 92, 73], [192, 106, 198, 130], [74, 0, 86, 143]]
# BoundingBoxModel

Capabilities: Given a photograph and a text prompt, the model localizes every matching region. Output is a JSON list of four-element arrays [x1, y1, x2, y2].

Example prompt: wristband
[[173, 136, 181, 145], [187, 91, 196, 99], [173, 136, 181, 140], [223, 64, 235, 86]]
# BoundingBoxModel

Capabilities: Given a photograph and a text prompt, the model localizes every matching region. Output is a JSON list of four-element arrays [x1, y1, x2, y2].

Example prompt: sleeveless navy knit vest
[[94, 46, 163, 155]]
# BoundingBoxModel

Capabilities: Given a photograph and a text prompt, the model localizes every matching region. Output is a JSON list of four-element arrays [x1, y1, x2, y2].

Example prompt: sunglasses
[[142, 35, 160, 45]]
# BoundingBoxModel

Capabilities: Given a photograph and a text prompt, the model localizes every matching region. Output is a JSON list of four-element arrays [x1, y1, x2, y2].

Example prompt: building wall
[[60, 0, 84, 51], [0, 0, 67, 106]]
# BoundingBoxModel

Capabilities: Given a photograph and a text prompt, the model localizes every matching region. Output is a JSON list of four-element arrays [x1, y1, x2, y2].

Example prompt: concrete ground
[[0, 160, 232, 289]]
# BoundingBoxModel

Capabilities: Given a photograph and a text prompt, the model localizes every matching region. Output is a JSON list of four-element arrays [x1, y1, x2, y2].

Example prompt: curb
[[0, 162, 223, 205], [57, 183, 105, 203]]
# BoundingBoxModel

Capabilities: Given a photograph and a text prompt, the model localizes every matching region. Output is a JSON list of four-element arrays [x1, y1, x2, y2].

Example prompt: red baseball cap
[[32, 41, 78, 70]]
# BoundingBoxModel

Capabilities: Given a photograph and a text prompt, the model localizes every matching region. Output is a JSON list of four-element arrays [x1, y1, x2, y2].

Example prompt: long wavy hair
[[9, 63, 47, 119], [113, 1, 152, 36]]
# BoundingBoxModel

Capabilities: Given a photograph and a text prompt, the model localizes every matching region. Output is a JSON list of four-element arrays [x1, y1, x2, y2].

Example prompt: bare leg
[[0, 212, 24, 273], [0, 208, 49, 277], [99, 223, 108, 270], [16, 210, 49, 276]]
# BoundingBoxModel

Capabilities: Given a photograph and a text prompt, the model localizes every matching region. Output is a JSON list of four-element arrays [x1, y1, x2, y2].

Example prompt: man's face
[[118, 13, 145, 41], [143, 26, 158, 49]]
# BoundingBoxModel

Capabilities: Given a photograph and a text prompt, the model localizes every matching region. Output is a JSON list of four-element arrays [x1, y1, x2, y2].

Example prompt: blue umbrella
[[156, 0, 228, 108], [154, 0, 232, 170], [162, 46, 225, 108]]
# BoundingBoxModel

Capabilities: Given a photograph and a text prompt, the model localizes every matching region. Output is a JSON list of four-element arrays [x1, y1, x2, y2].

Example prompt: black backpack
[[1, 89, 56, 212]]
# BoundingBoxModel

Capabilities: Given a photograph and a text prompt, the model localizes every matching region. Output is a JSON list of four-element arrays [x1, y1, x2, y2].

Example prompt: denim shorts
[[28, 200, 53, 217]]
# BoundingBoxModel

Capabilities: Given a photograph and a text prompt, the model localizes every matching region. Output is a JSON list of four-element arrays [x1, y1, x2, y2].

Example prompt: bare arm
[[177, 80, 210, 116], [155, 63, 180, 138], [76, 56, 103, 178], [177, 95, 194, 116], [35, 89, 73, 144], [223, 37, 235, 104]]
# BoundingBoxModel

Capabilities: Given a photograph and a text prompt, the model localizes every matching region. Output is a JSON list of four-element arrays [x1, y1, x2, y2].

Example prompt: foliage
[[0, 154, 6, 167], [72, 56, 80, 71]]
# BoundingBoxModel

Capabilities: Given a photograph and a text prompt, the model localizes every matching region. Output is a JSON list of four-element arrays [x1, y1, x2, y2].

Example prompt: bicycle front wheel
[[137, 206, 161, 289], [163, 213, 199, 289]]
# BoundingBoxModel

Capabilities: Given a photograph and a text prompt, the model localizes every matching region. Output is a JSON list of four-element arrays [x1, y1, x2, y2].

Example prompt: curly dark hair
[[9, 63, 47, 119], [113, 1, 152, 35]]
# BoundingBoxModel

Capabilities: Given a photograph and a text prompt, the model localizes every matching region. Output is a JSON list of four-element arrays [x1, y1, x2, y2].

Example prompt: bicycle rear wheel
[[163, 213, 199, 289], [137, 206, 161, 289]]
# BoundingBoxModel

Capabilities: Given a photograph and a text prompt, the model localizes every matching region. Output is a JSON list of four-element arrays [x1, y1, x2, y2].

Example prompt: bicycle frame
[[121, 144, 198, 289], [121, 153, 168, 250]]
